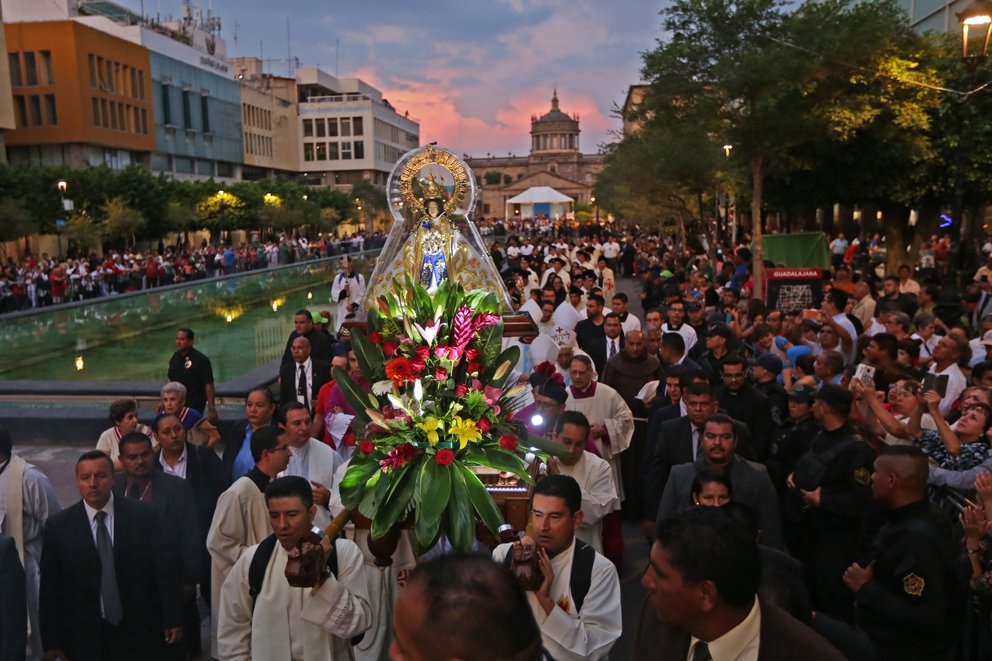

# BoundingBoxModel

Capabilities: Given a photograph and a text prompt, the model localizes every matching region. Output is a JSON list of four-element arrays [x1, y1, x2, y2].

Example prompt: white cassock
[[0, 454, 62, 661], [328, 462, 418, 661], [557, 452, 618, 553], [206, 476, 272, 658], [661, 322, 698, 354], [218, 538, 373, 661], [492, 540, 621, 661], [282, 438, 345, 528], [564, 382, 634, 500], [330, 270, 367, 331]]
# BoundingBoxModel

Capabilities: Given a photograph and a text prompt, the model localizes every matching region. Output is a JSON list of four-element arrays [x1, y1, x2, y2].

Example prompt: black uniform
[[856, 499, 968, 660], [714, 383, 774, 461], [168, 347, 214, 413], [793, 423, 875, 622], [754, 378, 790, 429]]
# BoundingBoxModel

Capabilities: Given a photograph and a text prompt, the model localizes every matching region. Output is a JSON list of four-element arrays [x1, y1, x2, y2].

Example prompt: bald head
[[625, 331, 645, 359], [290, 336, 312, 364]]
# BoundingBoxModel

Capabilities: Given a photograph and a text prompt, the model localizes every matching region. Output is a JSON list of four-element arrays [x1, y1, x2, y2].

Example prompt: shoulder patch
[[903, 572, 925, 597], [854, 467, 871, 485]]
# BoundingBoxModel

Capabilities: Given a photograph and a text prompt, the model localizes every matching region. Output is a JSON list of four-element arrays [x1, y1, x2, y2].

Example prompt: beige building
[[230, 57, 299, 179], [0, 5, 15, 161], [465, 91, 603, 220]]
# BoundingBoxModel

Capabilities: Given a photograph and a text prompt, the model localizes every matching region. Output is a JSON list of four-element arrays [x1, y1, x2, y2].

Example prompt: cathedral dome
[[530, 90, 579, 154]]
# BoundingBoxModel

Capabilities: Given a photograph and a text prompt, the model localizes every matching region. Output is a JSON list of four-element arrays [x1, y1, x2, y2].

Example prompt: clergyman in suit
[[635, 507, 845, 661], [278, 336, 332, 413], [39, 450, 182, 661]]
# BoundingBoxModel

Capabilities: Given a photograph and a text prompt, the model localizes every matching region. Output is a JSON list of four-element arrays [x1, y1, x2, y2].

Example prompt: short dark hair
[[655, 507, 760, 608], [294, 309, 314, 321], [151, 412, 181, 434], [825, 289, 849, 311], [77, 449, 114, 473], [278, 401, 310, 425], [108, 398, 138, 424], [554, 410, 590, 437], [264, 475, 313, 509], [178, 327, 195, 341], [721, 355, 746, 372], [690, 466, 733, 500], [661, 332, 686, 355], [404, 553, 543, 660], [679, 369, 708, 389], [119, 431, 153, 452], [818, 350, 845, 376], [612, 292, 628, 304], [586, 293, 605, 306], [245, 386, 275, 406], [250, 426, 281, 463], [604, 311, 621, 321], [703, 413, 736, 435], [683, 381, 713, 399], [869, 333, 899, 361], [973, 361, 992, 382], [532, 475, 582, 515]]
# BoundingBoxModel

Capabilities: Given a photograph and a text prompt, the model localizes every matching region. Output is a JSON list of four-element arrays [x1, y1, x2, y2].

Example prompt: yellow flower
[[416, 417, 443, 446], [449, 416, 482, 450]]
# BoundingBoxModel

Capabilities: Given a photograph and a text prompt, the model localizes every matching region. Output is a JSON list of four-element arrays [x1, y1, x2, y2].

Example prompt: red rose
[[382, 341, 399, 356], [435, 448, 455, 465], [415, 345, 430, 359], [435, 367, 448, 382], [368, 330, 383, 345], [359, 440, 375, 454], [343, 430, 356, 446], [455, 383, 469, 397], [464, 348, 479, 360], [467, 361, 481, 374], [504, 409, 514, 422], [410, 357, 426, 373], [477, 418, 491, 432], [499, 435, 517, 451]]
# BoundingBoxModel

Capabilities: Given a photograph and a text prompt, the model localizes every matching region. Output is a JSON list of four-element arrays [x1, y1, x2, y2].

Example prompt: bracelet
[[968, 547, 982, 555]]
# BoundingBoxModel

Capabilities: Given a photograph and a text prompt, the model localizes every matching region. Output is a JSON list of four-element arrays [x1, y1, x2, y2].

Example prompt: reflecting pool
[[0, 255, 375, 385]]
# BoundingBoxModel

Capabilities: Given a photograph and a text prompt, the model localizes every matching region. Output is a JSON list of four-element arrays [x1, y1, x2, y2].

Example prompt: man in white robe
[[547, 412, 617, 554], [206, 426, 289, 658], [278, 403, 344, 529], [330, 256, 366, 332], [0, 429, 62, 661], [218, 476, 372, 660], [493, 475, 621, 661]]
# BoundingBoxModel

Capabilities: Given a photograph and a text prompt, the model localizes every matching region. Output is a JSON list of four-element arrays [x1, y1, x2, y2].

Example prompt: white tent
[[505, 186, 574, 221]]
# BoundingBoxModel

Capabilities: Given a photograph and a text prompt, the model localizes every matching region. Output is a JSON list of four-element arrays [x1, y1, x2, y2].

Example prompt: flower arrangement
[[333, 276, 562, 552]]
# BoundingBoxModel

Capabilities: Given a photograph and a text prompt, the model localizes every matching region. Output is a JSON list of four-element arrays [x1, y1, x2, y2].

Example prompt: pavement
[[12, 271, 654, 659]]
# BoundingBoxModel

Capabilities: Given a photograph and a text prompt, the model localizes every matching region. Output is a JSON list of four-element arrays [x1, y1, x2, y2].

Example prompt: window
[[315, 143, 327, 161], [327, 118, 338, 137], [101, 98, 109, 128], [341, 141, 352, 160], [140, 108, 148, 134], [315, 119, 326, 138], [117, 104, 125, 131], [133, 107, 141, 133], [13, 95, 25, 128], [353, 117, 363, 136], [354, 140, 364, 159], [39, 51, 53, 85], [8, 53, 21, 87], [201, 96, 210, 133], [110, 101, 118, 130], [88, 54, 96, 87], [130, 68, 137, 98], [44, 94, 57, 125], [340, 118, 351, 137], [92, 98, 101, 126], [161, 84, 172, 124], [27, 95, 41, 126], [23, 52, 37, 86], [328, 142, 339, 160], [303, 142, 315, 161], [182, 90, 192, 129], [303, 119, 313, 137], [137, 70, 145, 99]]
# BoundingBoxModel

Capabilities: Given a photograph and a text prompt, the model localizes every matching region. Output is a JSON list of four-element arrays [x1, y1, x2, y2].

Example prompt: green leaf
[[414, 458, 452, 548], [460, 463, 505, 535], [524, 431, 571, 458], [482, 447, 531, 481], [350, 327, 384, 381], [488, 345, 520, 388], [339, 460, 380, 509], [371, 461, 417, 539], [331, 367, 373, 424], [446, 465, 476, 551]]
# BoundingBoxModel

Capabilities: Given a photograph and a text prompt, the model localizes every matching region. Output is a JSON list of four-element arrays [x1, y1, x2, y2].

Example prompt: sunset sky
[[119, 0, 663, 156]]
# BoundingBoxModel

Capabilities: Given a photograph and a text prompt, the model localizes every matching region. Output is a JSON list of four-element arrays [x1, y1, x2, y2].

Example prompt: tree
[[0, 198, 34, 259], [103, 197, 146, 250]]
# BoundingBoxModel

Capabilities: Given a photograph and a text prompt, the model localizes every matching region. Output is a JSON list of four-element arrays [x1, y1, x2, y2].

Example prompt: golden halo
[[397, 145, 470, 217]]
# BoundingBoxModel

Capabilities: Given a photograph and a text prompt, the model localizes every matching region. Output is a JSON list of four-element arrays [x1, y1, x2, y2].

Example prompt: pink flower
[[483, 385, 504, 405], [455, 383, 468, 397], [464, 348, 480, 361], [380, 443, 416, 471], [435, 367, 448, 382]]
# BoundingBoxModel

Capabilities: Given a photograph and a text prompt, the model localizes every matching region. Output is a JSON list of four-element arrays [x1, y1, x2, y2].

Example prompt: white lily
[[371, 380, 394, 396]]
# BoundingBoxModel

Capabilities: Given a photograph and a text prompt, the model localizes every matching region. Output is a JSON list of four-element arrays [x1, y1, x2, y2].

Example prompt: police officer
[[168, 327, 217, 419], [787, 383, 874, 622], [768, 384, 819, 553], [816, 446, 967, 660]]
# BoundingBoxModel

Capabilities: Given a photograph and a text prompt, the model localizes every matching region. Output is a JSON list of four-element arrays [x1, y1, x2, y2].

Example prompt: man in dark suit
[[635, 507, 845, 661], [152, 412, 227, 613], [115, 432, 201, 659], [583, 312, 625, 379], [0, 532, 26, 661], [280, 309, 333, 366], [279, 336, 332, 413], [39, 451, 182, 661]]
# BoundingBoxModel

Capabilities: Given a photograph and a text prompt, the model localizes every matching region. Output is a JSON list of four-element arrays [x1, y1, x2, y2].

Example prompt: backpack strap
[[248, 534, 279, 614], [569, 540, 596, 614]]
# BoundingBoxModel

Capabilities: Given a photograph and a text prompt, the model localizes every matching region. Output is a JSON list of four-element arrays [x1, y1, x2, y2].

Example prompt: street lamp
[[591, 196, 599, 224], [56, 180, 68, 258]]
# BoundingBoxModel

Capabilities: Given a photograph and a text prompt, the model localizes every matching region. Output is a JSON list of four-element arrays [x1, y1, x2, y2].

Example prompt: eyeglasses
[[269, 445, 292, 454]]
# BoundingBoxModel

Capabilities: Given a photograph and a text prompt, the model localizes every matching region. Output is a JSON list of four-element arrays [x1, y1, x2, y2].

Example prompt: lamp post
[[591, 195, 599, 225], [56, 180, 69, 258], [953, 0, 992, 275]]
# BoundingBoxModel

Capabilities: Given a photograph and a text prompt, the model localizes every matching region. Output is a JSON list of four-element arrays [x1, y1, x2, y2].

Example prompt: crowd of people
[[0, 232, 384, 314], [6, 225, 992, 660]]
